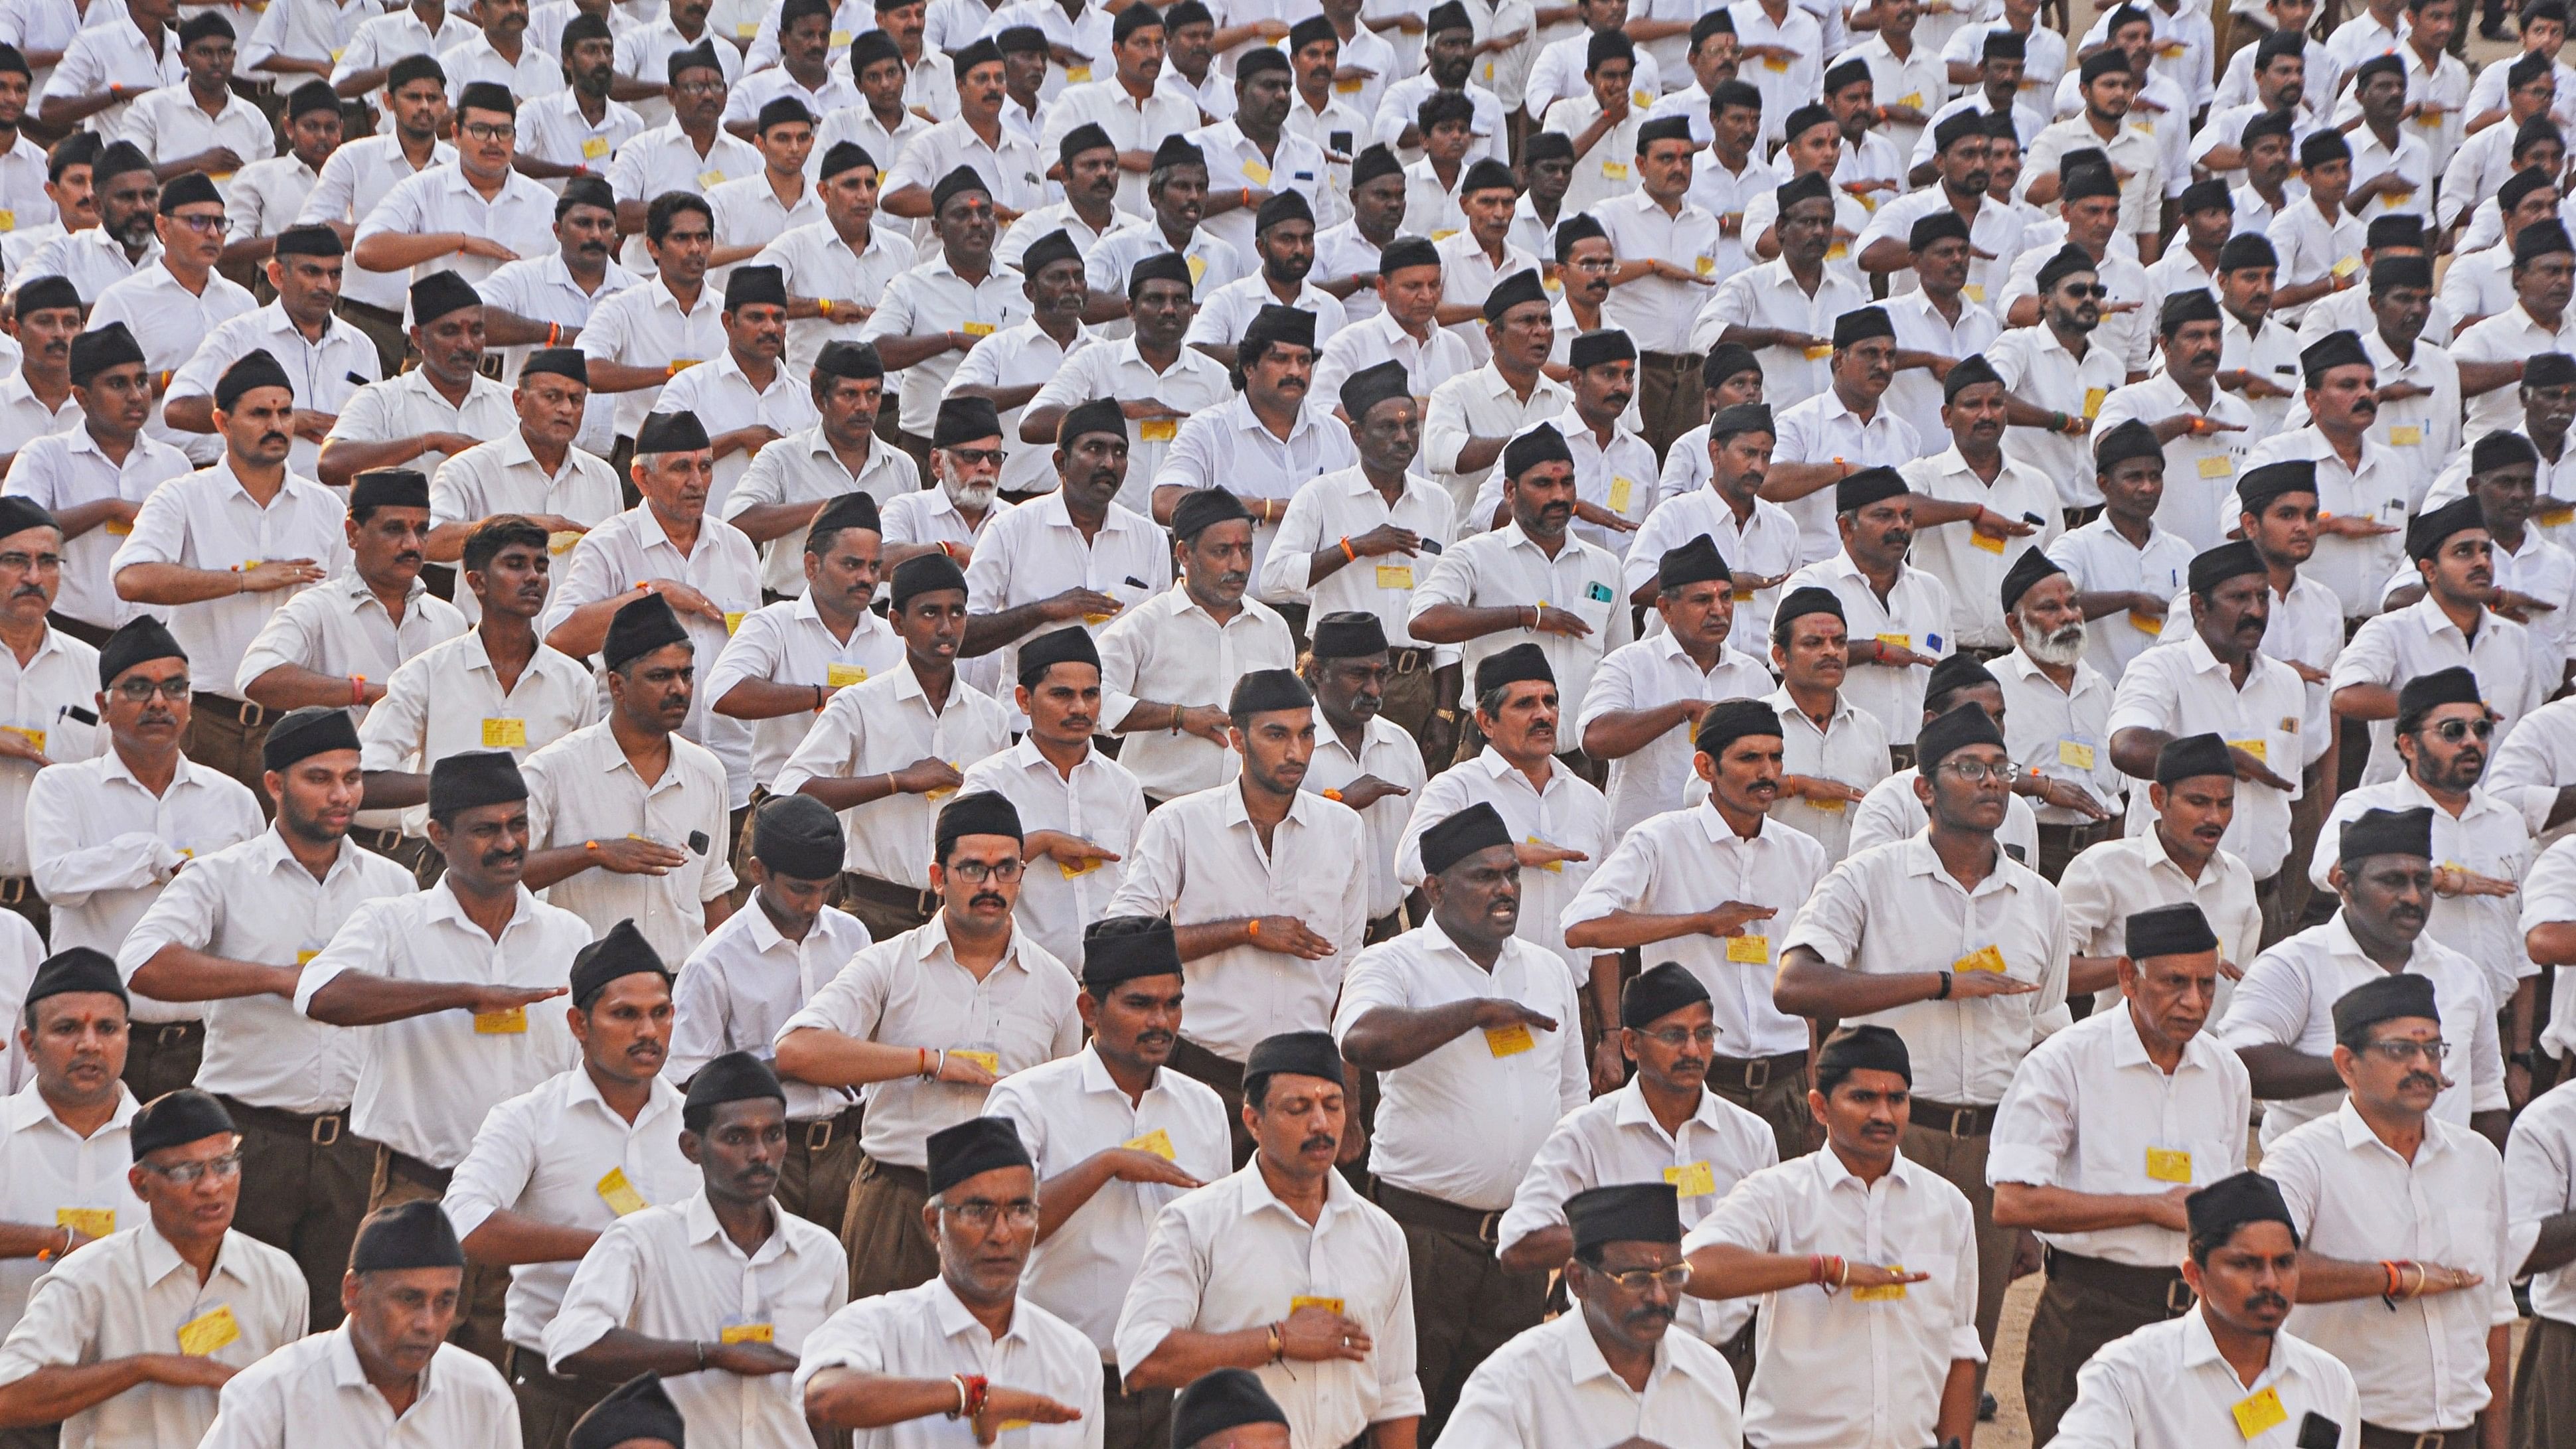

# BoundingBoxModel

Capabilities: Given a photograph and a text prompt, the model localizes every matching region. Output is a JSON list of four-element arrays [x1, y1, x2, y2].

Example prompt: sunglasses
[[2059, 283, 2111, 299], [2427, 718, 2494, 743]]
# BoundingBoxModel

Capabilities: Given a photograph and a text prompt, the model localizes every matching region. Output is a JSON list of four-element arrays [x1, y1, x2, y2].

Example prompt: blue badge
[[1587, 581, 1614, 603], [1927, 632, 1944, 653]]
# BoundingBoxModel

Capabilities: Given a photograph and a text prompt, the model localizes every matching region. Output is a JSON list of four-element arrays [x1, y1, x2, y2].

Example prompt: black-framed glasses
[[947, 857, 1024, 883], [461, 121, 517, 141], [2059, 283, 2111, 299], [2366, 1039, 2449, 1064], [114, 676, 191, 702], [2429, 718, 2494, 743], [1939, 757, 2023, 785]]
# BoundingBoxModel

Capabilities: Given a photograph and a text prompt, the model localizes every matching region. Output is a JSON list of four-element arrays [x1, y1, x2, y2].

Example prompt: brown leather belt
[[839, 870, 939, 919], [0, 876, 35, 906], [1638, 351, 1699, 368], [384, 1148, 453, 1193], [1909, 1097, 2000, 1136], [1374, 1181, 1505, 1244], [858, 1153, 929, 1195], [341, 299, 406, 328], [217, 1094, 351, 1148], [191, 692, 270, 728], [2358, 1426, 2470, 1449], [1390, 647, 1427, 674], [2044, 1247, 2195, 1313], [1705, 1051, 1805, 1093], [142, 1020, 204, 1047], [793, 1106, 862, 1154], [351, 826, 408, 856], [2036, 822, 2113, 850]]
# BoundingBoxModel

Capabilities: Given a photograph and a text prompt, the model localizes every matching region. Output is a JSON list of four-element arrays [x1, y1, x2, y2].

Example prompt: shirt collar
[[4, 1078, 137, 1135], [679, 1189, 793, 1264], [424, 874, 538, 936]]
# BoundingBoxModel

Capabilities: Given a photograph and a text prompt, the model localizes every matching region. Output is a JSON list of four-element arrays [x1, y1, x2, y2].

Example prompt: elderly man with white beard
[[880, 397, 1018, 697], [1990, 550, 2127, 881]]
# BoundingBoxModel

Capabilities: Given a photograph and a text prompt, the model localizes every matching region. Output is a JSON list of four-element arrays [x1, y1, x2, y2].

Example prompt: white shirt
[[981, 1047, 1231, 1353], [107, 461, 351, 702], [959, 489, 1172, 691], [1098, 587, 1296, 800], [794, 1273, 1102, 1449], [1409, 521, 1633, 718], [1396, 750, 1613, 988], [1467, 413, 1660, 555], [2214, 914, 2506, 1144], [2105, 631, 2324, 879], [325, 367, 518, 505], [603, 123, 762, 275], [1988, 321, 2136, 512], [1771, 386, 1925, 566], [356, 627, 600, 837], [702, 595, 907, 789], [1309, 307, 1477, 424], [944, 318, 1095, 502], [169, 302, 384, 481], [1763, 683, 1891, 864], [2504, 1078, 2576, 1327], [2093, 374, 2255, 552], [1843, 765, 2044, 868], [955, 737, 1145, 971], [474, 255, 643, 456], [196, 1327, 519, 1449], [2049, 1310, 2361, 1449], [523, 720, 737, 965], [1682, 1146, 1984, 1449], [427, 431, 626, 620], [353, 164, 562, 298], [1895, 448, 2065, 656], [860, 253, 1034, 437], [38, 14, 183, 141], [753, 218, 918, 373], [84, 264, 256, 467], [1783, 833, 2071, 1105], [702, 172, 827, 296], [0, 1223, 307, 1449], [544, 1191, 849, 1448], [1623, 483, 1803, 656], [1782, 549, 1956, 746], [771, 662, 1012, 887], [2266, 1103, 2517, 1434], [2312, 777, 2536, 1006], [0, 625, 99, 877], [1299, 713, 1425, 923], [296, 134, 458, 314], [1423, 363, 1573, 520], [1113, 1164, 1423, 1446], [1576, 635, 1773, 835], [1026, 337, 1232, 517], [2331, 597, 2553, 785], [0, 1081, 142, 1336], [2055, 830, 2265, 1010], [1692, 258, 1872, 416], [576, 276, 732, 438], [1103, 780, 1370, 1064], [724, 425, 920, 597], [294, 879, 590, 1168], [120, 85, 277, 204], [2048, 518, 2197, 686], [1443, 1309, 1747, 1449], [1, 425, 190, 631], [671, 901, 874, 1123], [1260, 465, 1457, 657], [1038, 75, 1201, 216], [442, 1065, 696, 1351], [652, 350, 821, 520]]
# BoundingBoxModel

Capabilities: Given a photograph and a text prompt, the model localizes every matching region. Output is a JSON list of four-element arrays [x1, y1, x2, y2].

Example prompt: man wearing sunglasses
[[2311, 665, 2542, 1111], [86, 170, 255, 471]]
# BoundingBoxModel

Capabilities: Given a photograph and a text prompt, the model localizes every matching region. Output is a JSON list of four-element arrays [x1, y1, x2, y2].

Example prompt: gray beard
[[939, 471, 997, 512], [2021, 620, 2087, 667]]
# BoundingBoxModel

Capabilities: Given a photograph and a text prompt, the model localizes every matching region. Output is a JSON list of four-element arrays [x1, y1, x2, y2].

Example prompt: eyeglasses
[[2059, 283, 2111, 299], [673, 78, 727, 95], [114, 676, 191, 702], [2427, 718, 2494, 743], [145, 1148, 242, 1185], [0, 551, 61, 573], [1642, 1025, 1719, 1049], [942, 447, 1003, 468], [941, 1197, 1040, 1229], [1594, 1263, 1693, 1292], [1939, 757, 2023, 784], [461, 121, 517, 141], [946, 856, 1024, 883], [166, 211, 226, 234], [2365, 1038, 2449, 1064]]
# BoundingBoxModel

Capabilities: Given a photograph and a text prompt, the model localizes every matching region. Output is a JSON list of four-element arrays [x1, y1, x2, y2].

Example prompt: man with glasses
[[0, 1089, 305, 1449], [350, 82, 558, 304], [797, 1114, 1099, 1444], [88, 171, 254, 470], [775, 791, 1084, 1300]]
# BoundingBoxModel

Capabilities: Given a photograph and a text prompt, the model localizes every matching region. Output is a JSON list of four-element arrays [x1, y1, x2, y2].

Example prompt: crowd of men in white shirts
[[8, 0, 2576, 1444]]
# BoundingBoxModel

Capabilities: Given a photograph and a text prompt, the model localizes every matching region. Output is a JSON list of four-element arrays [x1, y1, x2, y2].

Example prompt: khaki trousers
[[220, 1097, 379, 1331], [121, 1020, 204, 1103], [182, 699, 274, 806], [841, 1153, 939, 1303], [1899, 1118, 2016, 1371], [779, 1108, 866, 1235], [368, 1148, 510, 1369], [2021, 1251, 2192, 1446]]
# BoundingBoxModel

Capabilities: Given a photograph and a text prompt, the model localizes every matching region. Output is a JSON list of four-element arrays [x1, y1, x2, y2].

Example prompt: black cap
[[1419, 801, 1513, 877], [2155, 732, 2235, 785], [158, 170, 221, 214], [1474, 640, 1552, 696], [2093, 418, 2164, 473], [2186, 1171, 2298, 1247], [2474, 430, 2541, 475], [935, 791, 1023, 860], [681, 1050, 786, 1130], [1694, 698, 1782, 757], [888, 551, 969, 610], [129, 1089, 234, 1160], [1917, 699, 2007, 772], [570, 919, 670, 1009], [1243, 1030, 1343, 1093], [1339, 359, 1411, 422], [1309, 611, 1387, 660], [1170, 1369, 1287, 1449], [602, 593, 690, 670], [1568, 1182, 1684, 1253], [2127, 903, 2219, 960], [215, 349, 293, 410], [1999, 548, 2065, 614], [809, 491, 881, 542], [635, 410, 711, 454], [410, 269, 481, 327], [2299, 330, 2371, 385], [1816, 1024, 1911, 1083], [1242, 302, 1317, 352], [349, 1199, 467, 1272], [523, 347, 588, 385], [931, 165, 992, 214], [926, 1115, 1034, 1195], [722, 264, 788, 311], [1255, 187, 1314, 232], [1943, 354, 2002, 403], [12, 275, 76, 317], [2407, 495, 2486, 562], [350, 468, 430, 514], [2188, 540, 2267, 595], [0, 496, 50, 543], [1656, 534, 1729, 590], [1481, 267, 1547, 323], [2331, 971, 2440, 1042], [428, 749, 528, 816], [68, 323, 145, 387], [1619, 959, 1711, 1028], [1502, 422, 1573, 479], [1016, 625, 1102, 686], [1059, 398, 1126, 447], [1836, 466, 1907, 514], [2160, 288, 2221, 335], [1081, 915, 1184, 992], [1568, 328, 1636, 371], [1021, 228, 1083, 276], [932, 394, 1004, 448], [1707, 402, 1771, 441], [570, 1376, 686, 1449], [2397, 665, 2483, 733], [2237, 459, 2317, 516], [1228, 666, 1313, 716], [1171, 487, 1252, 541], [751, 793, 846, 880], [1832, 306, 1895, 349], [96, 617, 184, 688], [2338, 805, 2435, 868], [260, 705, 362, 772], [1774, 585, 1844, 629], [24, 947, 125, 1013], [819, 139, 878, 180], [815, 341, 884, 381]]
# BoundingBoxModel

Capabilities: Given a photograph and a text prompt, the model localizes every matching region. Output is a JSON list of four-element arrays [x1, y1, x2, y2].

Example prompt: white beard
[[939, 471, 997, 512], [2020, 619, 2087, 668]]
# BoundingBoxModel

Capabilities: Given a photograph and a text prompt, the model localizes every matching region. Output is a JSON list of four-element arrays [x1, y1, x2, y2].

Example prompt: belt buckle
[[0, 877, 24, 905], [158, 1022, 192, 1045], [917, 887, 939, 919], [806, 1118, 835, 1152], [1741, 1057, 1770, 1092], [238, 699, 267, 730], [1475, 1209, 1501, 1245], [2412, 1436, 2443, 1449], [311, 1114, 341, 1147], [1949, 1106, 1977, 1136], [2166, 1275, 2195, 1314]]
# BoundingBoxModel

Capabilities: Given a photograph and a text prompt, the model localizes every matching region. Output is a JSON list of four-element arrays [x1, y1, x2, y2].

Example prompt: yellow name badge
[[296, 950, 319, 966], [1897, 92, 1923, 108], [826, 663, 868, 687], [2542, 505, 2576, 528], [1695, 254, 1715, 275], [1186, 255, 1208, 285], [724, 611, 746, 634], [718, 1322, 774, 1344], [581, 136, 609, 160], [1289, 1295, 1345, 1314], [1963, 283, 1985, 302], [736, 21, 757, 35], [1763, 55, 1789, 70], [1970, 531, 2006, 554], [1244, 160, 1271, 185], [830, 29, 851, 45], [1335, 77, 1362, 92], [1663, 1160, 1716, 1196], [1810, 797, 1844, 812], [1058, 852, 1101, 878], [697, 169, 726, 189], [55, 1207, 114, 1239], [481, 718, 528, 749], [1123, 1127, 1176, 1160], [1826, 241, 1848, 261], [1, 726, 42, 753], [1874, 632, 1911, 651], [1066, 64, 1091, 82], [2383, 191, 2414, 208], [2198, 453, 2235, 479], [1953, 943, 2007, 974], [1608, 475, 1635, 512], [2058, 738, 2095, 771], [1139, 418, 1178, 443], [1631, 88, 1652, 109], [1431, 228, 1459, 241], [2129, 610, 2162, 636], [1485, 1022, 1536, 1056], [1374, 564, 1414, 589], [104, 520, 131, 535], [596, 1166, 649, 1215], [1803, 343, 1834, 360], [2083, 387, 2107, 419], [1526, 834, 1562, 872], [2331, 256, 2360, 279], [2229, 737, 2267, 763], [952, 1049, 1001, 1074], [0, 210, 17, 232], [2388, 424, 2423, 445], [2230, 1385, 2288, 1438], [548, 529, 581, 554], [1850, 1267, 1909, 1301], [668, 359, 702, 373], [1602, 161, 1630, 181], [473, 1006, 528, 1034], [1731, 585, 1753, 601], [2145, 1146, 2193, 1183], [177, 1304, 240, 1357], [961, 321, 997, 337], [1726, 933, 1771, 964]]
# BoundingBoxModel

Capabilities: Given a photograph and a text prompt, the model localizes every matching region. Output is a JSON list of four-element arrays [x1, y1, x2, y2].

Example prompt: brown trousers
[[1635, 353, 1707, 463], [182, 700, 274, 806], [338, 298, 409, 379], [841, 1153, 939, 1302], [779, 1109, 865, 1235], [2515, 1314, 2576, 1449], [121, 1020, 204, 1103], [1099, 1368, 1174, 1449], [1899, 1120, 2016, 1371], [1708, 1061, 1814, 1164], [509, 1344, 612, 1449], [1380, 1200, 1549, 1440], [220, 1098, 379, 1332], [2021, 1252, 2193, 1446], [368, 1149, 510, 1369], [836, 874, 935, 945]]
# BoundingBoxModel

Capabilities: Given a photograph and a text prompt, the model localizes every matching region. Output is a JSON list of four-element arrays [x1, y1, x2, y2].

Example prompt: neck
[[164, 1223, 222, 1280], [2432, 587, 2482, 636], [582, 1056, 655, 1121], [1028, 727, 1089, 777], [648, 498, 700, 552], [2201, 1304, 2279, 1388], [706, 1192, 775, 1257], [1785, 678, 1836, 720], [2345, 913, 2414, 971], [2107, 507, 2154, 549], [607, 708, 673, 771], [1826, 1137, 1893, 1184], [1587, 1316, 1658, 1391], [479, 610, 536, 661], [1638, 1073, 1700, 1135], [2154, 823, 2212, 879], [729, 344, 776, 390], [2356, 1098, 2428, 1159], [1927, 818, 1996, 887], [1252, 1151, 1330, 1219], [39, 1084, 117, 1138], [522, 423, 567, 475]]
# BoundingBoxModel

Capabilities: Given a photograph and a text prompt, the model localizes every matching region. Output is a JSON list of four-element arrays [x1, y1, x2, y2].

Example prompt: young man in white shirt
[[2047, 419, 2196, 688], [1576, 534, 1771, 836], [317, 271, 517, 493], [0, 950, 147, 1339], [1781, 467, 1954, 750]]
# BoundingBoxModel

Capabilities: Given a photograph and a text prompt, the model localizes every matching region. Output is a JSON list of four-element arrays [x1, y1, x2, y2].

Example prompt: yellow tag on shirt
[[2331, 256, 2360, 278], [953, 1049, 1001, 1074], [1970, 532, 2005, 554], [548, 530, 581, 554], [1850, 1269, 1909, 1301], [1058, 853, 1101, 878], [718, 1322, 774, 1344], [736, 21, 757, 35], [581, 137, 609, 160], [1632, 88, 1652, 109], [0, 210, 17, 232], [1725, 933, 1770, 964], [1963, 283, 1985, 301], [1897, 92, 1923, 108], [1602, 161, 1629, 181], [2058, 738, 2096, 771], [1483, 59, 1495, 80], [1139, 418, 1178, 442], [1375, 564, 1414, 589], [1763, 55, 1788, 70], [827, 663, 868, 687], [961, 321, 997, 337], [1244, 159, 1272, 185], [2229, 737, 2267, 763], [1826, 241, 1848, 260], [1336, 77, 1362, 92], [1186, 255, 1208, 285], [698, 169, 726, 189], [177, 1305, 241, 1357], [596, 1166, 649, 1215], [1, 726, 42, 753], [1432, 229, 1459, 241], [1123, 1128, 1176, 1160], [2389, 424, 2423, 445], [1289, 1295, 1346, 1314], [1953, 943, 2007, 974], [724, 611, 746, 634], [1664, 1160, 1717, 1196], [1066, 64, 1091, 82], [2084, 386, 2107, 419], [473, 1006, 528, 1034], [482, 718, 528, 749], [54, 1207, 114, 1239], [1609, 475, 1635, 512], [1874, 632, 1911, 651], [2145, 1146, 2194, 1183], [1526, 834, 1563, 872], [2383, 190, 2414, 208], [1484, 1022, 1536, 1056], [1695, 254, 1715, 275], [296, 951, 319, 966], [1811, 797, 1844, 812], [1732, 584, 1753, 601], [1803, 343, 1834, 360], [831, 29, 851, 46], [2129, 609, 2162, 636], [668, 359, 702, 372], [2231, 1386, 2289, 1438], [2543, 505, 2576, 528], [104, 520, 131, 535], [2198, 454, 2235, 479]]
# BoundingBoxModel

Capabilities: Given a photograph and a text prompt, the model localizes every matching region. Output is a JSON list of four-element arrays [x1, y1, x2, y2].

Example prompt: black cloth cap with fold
[[933, 394, 1004, 448], [1999, 547, 2065, 613], [683, 1050, 786, 1128], [158, 170, 220, 212], [809, 490, 881, 541], [1244, 1030, 1344, 1091], [1620, 960, 1710, 1028], [261, 706, 362, 772], [1058, 398, 1126, 446], [1482, 267, 1548, 322], [2093, 418, 2163, 472], [350, 469, 430, 514], [2397, 664, 2482, 724], [931, 165, 992, 214], [2332, 971, 2441, 1042], [1941, 353, 2000, 402], [723, 264, 787, 311], [815, 341, 883, 380], [2236, 459, 2316, 515], [2407, 495, 2486, 562], [2186, 1171, 2298, 1246], [927, 1114, 1034, 1195], [636, 410, 712, 454], [1419, 801, 1512, 876], [427, 749, 527, 816], [25, 947, 125, 1012], [2299, 330, 2370, 384], [1340, 359, 1411, 421], [349, 1199, 467, 1272], [1475, 640, 1552, 696], [1694, 698, 1782, 757], [935, 790, 1023, 860], [1502, 421, 1573, 478], [1082, 915, 1184, 991], [603, 593, 690, 670], [2188, 540, 2266, 595], [1657, 533, 1728, 589], [0, 496, 55, 541], [1017, 625, 1102, 685], [410, 270, 481, 327], [216, 349, 293, 410], [569, 1375, 686, 1449], [1170, 1369, 1286, 1449], [1836, 466, 1907, 514], [2338, 805, 2435, 867], [1568, 1182, 1683, 1252], [1309, 610, 1388, 659], [69, 323, 143, 386], [1172, 487, 1252, 540], [1916, 699, 2006, 771], [1816, 1024, 1910, 1083], [130, 1089, 234, 1160], [2126, 902, 2218, 960], [13, 275, 76, 315], [1568, 328, 1636, 370], [2154, 732, 2235, 785], [751, 793, 846, 880], [889, 551, 969, 609], [1833, 306, 1894, 348], [523, 347, 588, 384], [570, 919, 670, 1008], [96, 617, 183, 688]]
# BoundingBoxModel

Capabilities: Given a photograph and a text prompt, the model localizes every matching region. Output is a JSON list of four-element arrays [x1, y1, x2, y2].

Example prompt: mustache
[[2401, 1070, 2441, 1093], [1301, 1133, 1335, 1153], [2245, 1290, 2290, 1315], [971, 890, 1008, 909]]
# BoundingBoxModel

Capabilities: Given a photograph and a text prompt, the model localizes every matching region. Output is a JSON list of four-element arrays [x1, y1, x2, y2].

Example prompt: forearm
[[481, 307, 564, 347], [2458, 359, 2525, 396], [1407, 601, 1531, 644], [1563, 909, 1712, 953], [2291, 1250, 2412, 1302], [2525, 1210, 2576, 1275], [305, 970, 489, 1026], [244, 664, 373, 712], [1757, 461, 1845, 502], [1452, 434, 1507, 475], [1935, 1358, 1980, 1447], [868, 332, 965, 371], [2071, 589, 2145, 623], [556, 1327, 714, 1381], [801, 1369, 984, 1430], [773, 1027, 943, 1089], [948, 379, 1046, 411], [2332, 682, 2399, 721], [1681, 1242, 1828, 1299], [963, 605, 1054, 656], [716, 678, 832, 720], [458, 1213, 600, 1266], [163, 395, 216, 435], [1172, 919, 1261, 961], [1111, 699, 1204, 735], [518, 846, 606, 891], [351, 231, 469, 273], [1123, 1327, 1276, 1389], [1579, 703, 1693, 760], [2236, 1042, 2344, 1099], [1772, 947, 1946, 1018], [129, 944, 297, 1003], [0, 1361, 164, 1427], [51, 497, 131, 538], [1032, 1154, 1121, 1243], [789, 773, 905, 811], [2067, 954, 2123, 998], [542, 587, 651, 659], [317, 434, 435, 487], [1497, 1223, 1572, 1275], [37, 90, 120, 129], [116, 561, 246, 607], [582, 360, 681, 394], [361, 770, 428, 810], [1338, 1000, 1490, 1071], [1990, 1181, 2168, 1232]]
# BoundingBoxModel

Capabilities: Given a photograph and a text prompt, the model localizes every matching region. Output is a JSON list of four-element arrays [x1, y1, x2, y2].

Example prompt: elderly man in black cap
[[1453, 1182, 1742, 1446], [2219, 806, 2510, 1151], [1683, 1024, 1982, 1449], [775, 550, 1010, 937], [196, 1201, 519, 1447], [0, 951, 146, 1343], [519, 593, 737, 965], [958, 626, 1149, 969], [776, 791, 1083, 1297], [1776, 700, 2069, 1370], [84, 170, 256, 473], [671, 795, 875, 1230], [981, 916, 1228, 1448], [2259, 974, 2516, 1449], [0, 1089, 307, 1449], [963, 398, 1170, 670], [420, 346, 625, 614], [567, 1374, 683, 1449], [1099, 488, 1296, 806], [546, 1051, 847, 1444], [2106, 538, 2331, 935], [1988, 902, 2253, 1443], [1566, 698, 1832, 1140], [1105, 670, 1368, 1160], [797, 1114, 1097, 1443], [28, 619, 264, 1101], [726, 340, 919, 595], [2050, 1171, 2361, 1448], [653, 266, 815, 522], [444, 918, 694, 1442], [165, 225, 384, 484], [1577, 534, 1772, 835], [0, 495, 96, 941], [1780, 464, 1957, 752], [1116, 1030, 1421, 1448], [1295, 611, 1427, 939], [112, 349, 351, 795], [317, 273, 519, 492], [2057, 733, 2265, 1018], [1022, 254, 1231, 519], [1336, 801, 1583, 1435], [2237, 329, 2405, 625], [860, 165, 1034, 475], [116, 706, 416, 1330], [1984, 548, 2124, 879]]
